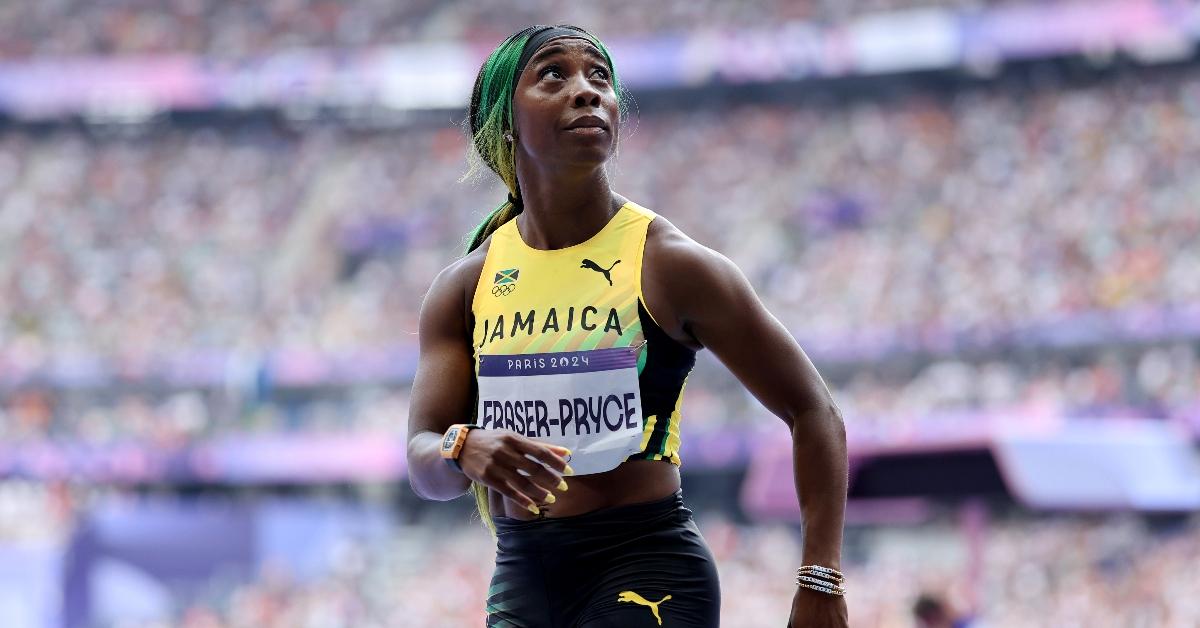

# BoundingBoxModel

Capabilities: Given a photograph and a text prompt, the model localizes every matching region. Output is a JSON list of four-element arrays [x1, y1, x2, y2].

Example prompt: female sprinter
[[407, 24, 849, 628]]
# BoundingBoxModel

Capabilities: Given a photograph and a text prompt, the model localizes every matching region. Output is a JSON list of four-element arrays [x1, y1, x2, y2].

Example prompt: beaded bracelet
[[798, 565, 844, 579], [796, 581, 845, 596], [797, 566, 845, 584], [795, 565, 846, 596]]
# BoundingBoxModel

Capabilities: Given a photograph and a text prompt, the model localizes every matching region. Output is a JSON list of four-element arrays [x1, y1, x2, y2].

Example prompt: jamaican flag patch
[[492, 268, 519, 296]]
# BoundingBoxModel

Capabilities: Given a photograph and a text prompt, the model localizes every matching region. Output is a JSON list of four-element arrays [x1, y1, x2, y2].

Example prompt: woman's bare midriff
[[491, 458, 681, 520]]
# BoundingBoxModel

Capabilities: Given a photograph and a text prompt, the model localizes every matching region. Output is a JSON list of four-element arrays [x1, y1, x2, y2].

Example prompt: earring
[[504, 133, 514, 142]]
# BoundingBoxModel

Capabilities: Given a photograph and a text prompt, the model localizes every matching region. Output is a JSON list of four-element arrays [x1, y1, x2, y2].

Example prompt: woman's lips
[[564, 126, 607, 135]]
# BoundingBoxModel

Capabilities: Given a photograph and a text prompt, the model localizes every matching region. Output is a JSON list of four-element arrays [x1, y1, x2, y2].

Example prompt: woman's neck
[[514, 166, 624, 250]]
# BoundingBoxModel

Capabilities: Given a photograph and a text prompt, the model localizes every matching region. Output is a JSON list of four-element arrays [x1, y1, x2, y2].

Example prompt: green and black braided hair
[[460, 24, 628, 535]]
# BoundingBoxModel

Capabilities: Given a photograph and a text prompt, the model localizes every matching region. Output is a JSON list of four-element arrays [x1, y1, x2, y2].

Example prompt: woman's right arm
[[406, 258, 572, 509], [406, 260, 479, 500]]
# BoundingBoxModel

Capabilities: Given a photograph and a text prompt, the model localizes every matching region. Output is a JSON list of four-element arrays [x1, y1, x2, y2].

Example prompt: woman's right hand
[[458, 430, 573, 514]]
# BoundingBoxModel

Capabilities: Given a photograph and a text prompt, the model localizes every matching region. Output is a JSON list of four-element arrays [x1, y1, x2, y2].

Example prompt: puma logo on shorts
[[617, 590, 673, 625]]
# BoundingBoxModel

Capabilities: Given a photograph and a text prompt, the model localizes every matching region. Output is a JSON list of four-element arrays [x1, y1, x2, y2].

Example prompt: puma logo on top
[[616, 590, 672, 625], [581, 258, 620, 286]]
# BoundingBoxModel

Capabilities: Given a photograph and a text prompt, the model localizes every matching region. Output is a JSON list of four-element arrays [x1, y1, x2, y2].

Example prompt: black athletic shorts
[[485, 489, 721, 627]]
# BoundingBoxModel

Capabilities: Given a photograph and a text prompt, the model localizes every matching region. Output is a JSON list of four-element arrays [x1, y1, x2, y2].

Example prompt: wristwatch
[[440, 423, 479, 472]]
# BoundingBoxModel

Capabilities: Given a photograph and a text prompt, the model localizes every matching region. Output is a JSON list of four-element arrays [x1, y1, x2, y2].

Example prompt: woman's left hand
[[787, 587, 848, 628]]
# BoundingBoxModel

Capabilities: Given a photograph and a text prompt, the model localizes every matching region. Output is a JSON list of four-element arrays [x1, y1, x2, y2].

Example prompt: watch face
[[442, 427, 460, 451]]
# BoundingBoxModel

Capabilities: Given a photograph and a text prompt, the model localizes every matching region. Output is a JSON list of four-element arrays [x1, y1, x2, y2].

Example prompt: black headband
[[514, 26, 597, 84]]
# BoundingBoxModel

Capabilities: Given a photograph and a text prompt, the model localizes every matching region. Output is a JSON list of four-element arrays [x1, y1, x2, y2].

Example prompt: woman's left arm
[[645, 222, 848, 627]]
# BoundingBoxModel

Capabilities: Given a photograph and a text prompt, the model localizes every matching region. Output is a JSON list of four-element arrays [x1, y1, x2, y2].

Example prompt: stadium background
[[2, 1, 1200, 626]]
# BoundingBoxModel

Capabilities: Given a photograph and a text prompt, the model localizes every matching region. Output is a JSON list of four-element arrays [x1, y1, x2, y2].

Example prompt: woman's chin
[[559, 143, 615, 166]]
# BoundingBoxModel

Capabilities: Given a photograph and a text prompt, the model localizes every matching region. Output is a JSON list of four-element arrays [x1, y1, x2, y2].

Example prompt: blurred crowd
[[1, 126, 459, 366], [0, 0, 1010, 60], [4, 67, 1200, 439], [38, 501, 1199, 628], [835, 342, 1200, 439], [4, 481, 1199, 627], [6, 73, 1197, 360], [3, 2, 1197, 627], [0, 386, 412, 443], [3, 343, 1197, 443]]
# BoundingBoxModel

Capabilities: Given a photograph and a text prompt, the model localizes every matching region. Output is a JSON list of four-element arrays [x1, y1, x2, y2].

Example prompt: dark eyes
[[538, 64, 610, 81]]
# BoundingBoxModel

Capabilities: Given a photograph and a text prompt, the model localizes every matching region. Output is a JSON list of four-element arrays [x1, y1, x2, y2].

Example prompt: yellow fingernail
[[544, 492, 556, 504], [528, 504, 540, 515], [558, 479, 569, 492], [564, 465, 575, 476]]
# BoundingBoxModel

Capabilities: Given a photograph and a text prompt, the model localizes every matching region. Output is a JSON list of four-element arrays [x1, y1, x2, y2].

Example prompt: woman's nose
[[570, 78, 602, 108]]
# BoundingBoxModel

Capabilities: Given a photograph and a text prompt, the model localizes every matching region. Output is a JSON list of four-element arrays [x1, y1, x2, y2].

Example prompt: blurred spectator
[[913, 593, 975, 628]]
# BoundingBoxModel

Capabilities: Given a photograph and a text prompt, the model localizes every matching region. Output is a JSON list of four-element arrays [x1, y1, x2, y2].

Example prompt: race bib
[[476, 347, 643, 475]]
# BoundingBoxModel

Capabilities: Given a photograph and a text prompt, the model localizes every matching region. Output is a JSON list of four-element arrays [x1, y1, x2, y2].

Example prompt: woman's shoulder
[[644, 211, 731, 275], [641, 207, 749, 345], [426, 241, 492, 309]]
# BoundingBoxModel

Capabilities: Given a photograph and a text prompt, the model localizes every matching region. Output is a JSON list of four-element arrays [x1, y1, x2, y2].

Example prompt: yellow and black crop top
[[470, 200, 696, 469]]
